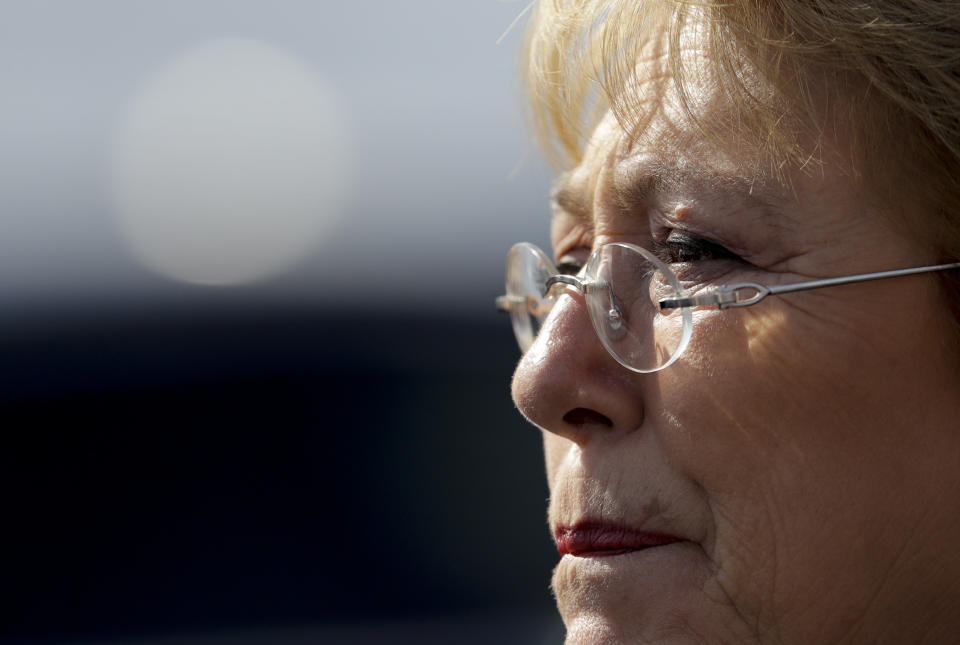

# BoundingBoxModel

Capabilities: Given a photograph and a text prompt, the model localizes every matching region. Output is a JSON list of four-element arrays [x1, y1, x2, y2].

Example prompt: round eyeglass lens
[[583, 243, 692, 372], [504, 242, 558, 351]]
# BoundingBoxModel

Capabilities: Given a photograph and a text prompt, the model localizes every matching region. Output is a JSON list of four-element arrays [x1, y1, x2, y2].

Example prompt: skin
[[510, 29, 960, 645]]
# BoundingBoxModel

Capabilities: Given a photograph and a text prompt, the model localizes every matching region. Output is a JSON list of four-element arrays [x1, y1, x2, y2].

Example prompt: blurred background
[[0, 1, 563, 643]]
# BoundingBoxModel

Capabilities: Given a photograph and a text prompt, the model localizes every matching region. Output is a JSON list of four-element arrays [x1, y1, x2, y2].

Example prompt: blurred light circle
[[110, 37, 351, 285]]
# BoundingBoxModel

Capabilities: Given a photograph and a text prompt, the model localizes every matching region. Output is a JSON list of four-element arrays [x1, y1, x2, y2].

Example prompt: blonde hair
[[522, 0, 960, 253]]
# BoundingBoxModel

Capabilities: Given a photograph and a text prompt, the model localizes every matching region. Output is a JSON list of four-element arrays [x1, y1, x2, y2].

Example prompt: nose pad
[[607, 306, 623, 330], [597, 283, 625, 336], [511, 286, 645, 444]]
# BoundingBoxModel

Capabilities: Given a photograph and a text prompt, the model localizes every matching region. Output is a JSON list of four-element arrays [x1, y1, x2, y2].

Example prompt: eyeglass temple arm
[[659, 262, 960, 311]]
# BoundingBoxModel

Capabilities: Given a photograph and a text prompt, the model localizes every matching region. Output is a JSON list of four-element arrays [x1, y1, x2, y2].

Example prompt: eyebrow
[[549, 165, 688, 224], [551, 160, 788, 226], [550, 172, 593, 222], [613, 165, 668, 208]]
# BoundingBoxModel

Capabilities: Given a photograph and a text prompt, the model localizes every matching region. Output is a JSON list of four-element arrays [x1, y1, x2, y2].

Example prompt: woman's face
[[511, 36, 960, 645]]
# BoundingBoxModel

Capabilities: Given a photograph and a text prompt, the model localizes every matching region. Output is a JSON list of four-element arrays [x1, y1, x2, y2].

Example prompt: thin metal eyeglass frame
[[658, 261, 960, 311], [495, 241, 696, 373], [495, 242, 960, 373], [494, 245, 960, 315], [493, 268, 613, 318]]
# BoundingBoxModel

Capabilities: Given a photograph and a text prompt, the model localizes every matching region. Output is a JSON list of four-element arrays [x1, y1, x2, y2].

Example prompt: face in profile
[[508, 19, 960, 645]]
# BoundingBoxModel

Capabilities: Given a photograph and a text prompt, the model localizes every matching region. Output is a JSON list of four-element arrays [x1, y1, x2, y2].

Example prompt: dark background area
[[0, 2, 563, 641], [2, 300, 561, 643]]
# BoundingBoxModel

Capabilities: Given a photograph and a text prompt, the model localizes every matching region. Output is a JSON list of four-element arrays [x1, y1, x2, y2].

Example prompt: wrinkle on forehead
[[550, 113, 623, 223], [608, 12, 798, 187], [550, 16, 812, 230], [553, 22, 795, 226]]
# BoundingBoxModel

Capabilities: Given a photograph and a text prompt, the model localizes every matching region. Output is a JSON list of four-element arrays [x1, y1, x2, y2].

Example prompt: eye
[[556, 255, 585, 275], [652, 232, 741, 264]]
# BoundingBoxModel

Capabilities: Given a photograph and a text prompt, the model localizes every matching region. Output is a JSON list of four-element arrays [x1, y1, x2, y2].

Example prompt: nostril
[[563, 407, 613, 428]]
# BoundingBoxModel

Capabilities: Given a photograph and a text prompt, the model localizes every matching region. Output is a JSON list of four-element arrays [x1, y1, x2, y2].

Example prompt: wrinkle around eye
[[672, 260, 755, 287]]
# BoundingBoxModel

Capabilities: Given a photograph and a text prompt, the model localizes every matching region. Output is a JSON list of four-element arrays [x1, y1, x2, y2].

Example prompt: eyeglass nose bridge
[[544, 275, 624, 331], [544, 274, 586, 294]]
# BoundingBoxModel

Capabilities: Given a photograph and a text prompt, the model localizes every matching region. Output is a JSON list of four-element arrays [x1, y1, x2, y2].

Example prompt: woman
[[498, 1, 960, 643]]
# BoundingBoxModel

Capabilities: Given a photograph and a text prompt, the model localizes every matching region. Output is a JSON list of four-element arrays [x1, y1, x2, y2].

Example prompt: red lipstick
[[555, 522, 683, 557]]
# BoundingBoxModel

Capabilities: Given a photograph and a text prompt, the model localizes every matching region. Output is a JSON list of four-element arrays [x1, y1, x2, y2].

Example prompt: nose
[[510, 286, 646, 445]]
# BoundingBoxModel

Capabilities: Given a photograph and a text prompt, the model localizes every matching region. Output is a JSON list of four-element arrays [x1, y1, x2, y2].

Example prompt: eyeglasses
[[496, 242, 960, 373]]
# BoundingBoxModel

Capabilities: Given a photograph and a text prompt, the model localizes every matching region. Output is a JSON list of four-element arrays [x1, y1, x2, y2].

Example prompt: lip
[[555, 521, 684, 557]]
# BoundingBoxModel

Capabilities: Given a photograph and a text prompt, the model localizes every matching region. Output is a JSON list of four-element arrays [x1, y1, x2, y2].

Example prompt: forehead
[[553, 49, 790, 220]]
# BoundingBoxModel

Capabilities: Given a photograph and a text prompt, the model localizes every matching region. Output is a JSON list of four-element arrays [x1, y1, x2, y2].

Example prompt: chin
[[552, 543, 760, 645]]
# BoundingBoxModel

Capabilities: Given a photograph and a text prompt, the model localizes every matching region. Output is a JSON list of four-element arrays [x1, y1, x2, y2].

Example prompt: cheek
[[651, 292, 959, 635], [656, 298, 915, 506], [644, 311, 837, 625], [663, 295, 902, 436]]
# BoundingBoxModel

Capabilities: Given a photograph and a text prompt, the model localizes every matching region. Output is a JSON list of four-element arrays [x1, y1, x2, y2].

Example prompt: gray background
[[0, 0, 551, 308]]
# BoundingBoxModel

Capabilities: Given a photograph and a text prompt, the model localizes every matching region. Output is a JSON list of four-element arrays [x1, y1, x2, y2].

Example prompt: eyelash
[[557, 233, 740, 275], [557, 260, 583, 275], [652, 233, 741, 265]]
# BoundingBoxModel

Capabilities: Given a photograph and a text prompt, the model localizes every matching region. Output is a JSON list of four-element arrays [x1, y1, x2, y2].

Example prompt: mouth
[[555, 521, 684, 557]]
